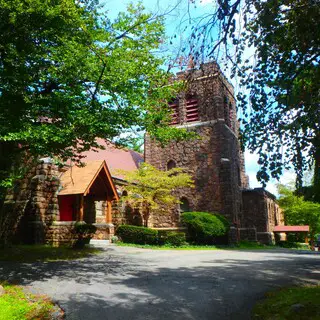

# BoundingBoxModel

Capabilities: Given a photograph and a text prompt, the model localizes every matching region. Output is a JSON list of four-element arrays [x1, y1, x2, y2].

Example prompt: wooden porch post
[[79, 195, 84, 221], [105, 200, 112, 224]]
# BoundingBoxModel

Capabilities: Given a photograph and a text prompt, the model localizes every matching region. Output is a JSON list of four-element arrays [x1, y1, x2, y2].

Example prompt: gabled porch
[[57, 160, 119, 242]]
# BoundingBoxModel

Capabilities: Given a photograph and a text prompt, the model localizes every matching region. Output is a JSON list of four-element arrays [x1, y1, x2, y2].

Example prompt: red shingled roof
[[273, 225, 309, 232], [80, 138, 143, 178]]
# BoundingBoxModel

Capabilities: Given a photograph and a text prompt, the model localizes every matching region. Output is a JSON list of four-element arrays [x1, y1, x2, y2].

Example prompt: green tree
[[278, 184, 320, 241], [117, 163, 194, 227], [185, 0, 319, 192], [0, 0, 190, 194]]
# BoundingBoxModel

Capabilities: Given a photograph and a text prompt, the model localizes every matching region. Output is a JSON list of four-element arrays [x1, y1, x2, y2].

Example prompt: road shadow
[[0, 248, 319, 320]]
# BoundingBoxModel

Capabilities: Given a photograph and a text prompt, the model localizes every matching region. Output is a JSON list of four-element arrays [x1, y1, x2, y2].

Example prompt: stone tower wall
[[145, 62, 245, 226]]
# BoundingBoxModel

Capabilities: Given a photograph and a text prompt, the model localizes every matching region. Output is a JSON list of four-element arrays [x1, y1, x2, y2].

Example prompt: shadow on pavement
[[0, 248, 319, 320]]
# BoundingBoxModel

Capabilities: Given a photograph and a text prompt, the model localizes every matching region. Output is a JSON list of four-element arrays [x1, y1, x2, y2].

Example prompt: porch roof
[[58, 160, 119, 200], [273, 225, 309, 232]]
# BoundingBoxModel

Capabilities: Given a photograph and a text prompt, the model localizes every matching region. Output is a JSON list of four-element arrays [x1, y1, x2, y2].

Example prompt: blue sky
[[103, 0, 296, 195]]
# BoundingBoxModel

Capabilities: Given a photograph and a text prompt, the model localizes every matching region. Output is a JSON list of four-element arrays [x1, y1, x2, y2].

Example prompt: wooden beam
[[105, 200, 112, 223], [79, 195, 84, 221]]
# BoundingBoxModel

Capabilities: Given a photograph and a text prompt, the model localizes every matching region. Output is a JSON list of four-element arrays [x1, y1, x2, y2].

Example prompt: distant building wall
[[242, 188, 284, 244]]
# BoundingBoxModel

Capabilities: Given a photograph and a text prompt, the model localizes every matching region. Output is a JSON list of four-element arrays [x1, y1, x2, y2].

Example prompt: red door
[[58, 195, 75, 221]]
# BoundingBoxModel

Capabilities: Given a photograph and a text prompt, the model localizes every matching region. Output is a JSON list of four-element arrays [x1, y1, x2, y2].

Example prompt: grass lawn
[[0, 282, 56, 320], [226, 240, 277, 250], [0, 245, 102, 262], [253, 285, 320, 320], [116, 242, 220, 250], [116, 240, 277, 250]]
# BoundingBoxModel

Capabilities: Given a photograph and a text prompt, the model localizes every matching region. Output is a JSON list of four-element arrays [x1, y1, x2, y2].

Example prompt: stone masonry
[[242, 188, 284, 244], [145, 62, 247, 228]]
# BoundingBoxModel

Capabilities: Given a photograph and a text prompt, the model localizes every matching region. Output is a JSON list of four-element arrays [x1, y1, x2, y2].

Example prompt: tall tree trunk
[[143, 202, 150, 227], [313, 139, 320, 203]]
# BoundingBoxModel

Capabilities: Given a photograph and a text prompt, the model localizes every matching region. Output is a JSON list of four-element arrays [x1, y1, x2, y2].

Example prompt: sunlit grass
[[116, 240, 278, 250], [116, 242, 220, 250], [253, 285, 320, 320], [0, 282, 56, 320]]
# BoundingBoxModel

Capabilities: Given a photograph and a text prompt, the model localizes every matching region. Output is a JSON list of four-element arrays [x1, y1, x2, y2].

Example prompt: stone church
[[2, 62, 284, 245]]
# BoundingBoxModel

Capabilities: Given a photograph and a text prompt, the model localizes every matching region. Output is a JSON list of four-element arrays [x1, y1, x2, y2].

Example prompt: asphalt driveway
[[1, 246, 320, 320]]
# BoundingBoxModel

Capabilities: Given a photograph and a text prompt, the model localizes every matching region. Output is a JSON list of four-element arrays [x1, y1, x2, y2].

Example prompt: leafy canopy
[[0, 0, 191, 187], [117, 163, 193, 226], [185, 0, 320, 188], [278, 184, 320, 239]]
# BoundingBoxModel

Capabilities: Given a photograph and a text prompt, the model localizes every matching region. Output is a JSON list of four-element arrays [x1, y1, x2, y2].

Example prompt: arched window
[[122, 190, 128, 197], [167, 160, 176, 171], [180, 197, 190, 213]]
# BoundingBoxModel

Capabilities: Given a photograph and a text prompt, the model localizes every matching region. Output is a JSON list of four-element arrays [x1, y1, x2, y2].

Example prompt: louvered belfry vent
[[185, 96, 199, 122], [169, 100, 179, 125]]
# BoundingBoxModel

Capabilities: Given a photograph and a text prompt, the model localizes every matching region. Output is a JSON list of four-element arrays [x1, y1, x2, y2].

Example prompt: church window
[[180, 197, 190, 213], [185, 95, 199, 122], [169, 99, 179, 125], [167, 160, 176, 171]]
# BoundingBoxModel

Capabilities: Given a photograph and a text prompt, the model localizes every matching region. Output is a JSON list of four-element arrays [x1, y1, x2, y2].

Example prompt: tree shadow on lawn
[[0, 248, 319, 320]]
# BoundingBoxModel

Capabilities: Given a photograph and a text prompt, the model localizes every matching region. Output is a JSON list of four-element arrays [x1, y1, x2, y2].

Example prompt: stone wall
[[239, 228, 257, 242], [242, 188, 283, 244], [2, 158, 62, 244]]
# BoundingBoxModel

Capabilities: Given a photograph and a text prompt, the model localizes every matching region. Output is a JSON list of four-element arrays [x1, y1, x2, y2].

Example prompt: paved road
[[1, 246, 320, 320]]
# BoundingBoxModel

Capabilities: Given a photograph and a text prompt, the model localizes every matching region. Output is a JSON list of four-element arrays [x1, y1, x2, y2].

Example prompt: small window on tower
[[185, 95, 199, 122], [180, 197, 190, 213], [169, 99, 179, 125], [167, 160, 176, 171]]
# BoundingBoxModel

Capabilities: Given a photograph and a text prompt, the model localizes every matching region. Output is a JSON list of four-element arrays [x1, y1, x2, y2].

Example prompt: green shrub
[[116, 225, 158, 245], [74, 222, 97, 236], [73, 222, 97, 248], [165, 232, 186, 247], [157, 230, 169, 245], [181, 212, 230, 244]]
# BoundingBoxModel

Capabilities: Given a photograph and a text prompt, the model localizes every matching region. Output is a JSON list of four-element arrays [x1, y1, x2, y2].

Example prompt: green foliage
[[116, 225, 158, 245], [181, 212, 230, 244], [187, 0, 320, 188], [117, 163, 194, 226], [157, 230, 186, 247], [0, 0, 192, 188], [74, 222, 97, 237], [0, 282, 55, 320], [252, 285, 320, 320], [278, 184, 320, 240], [73, 222, 97, 248], [165, 231, 186, 247]]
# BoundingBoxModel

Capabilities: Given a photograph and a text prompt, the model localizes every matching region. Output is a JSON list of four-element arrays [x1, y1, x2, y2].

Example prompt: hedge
[[165, 232, 186, 247], [116, 225, 186, 246], [116, 225, 158, 245], [181, 212, 230, 244]]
